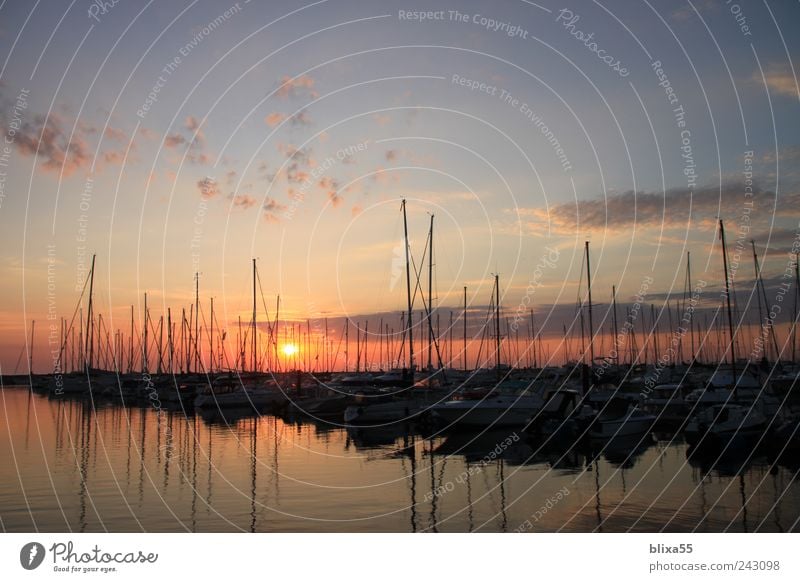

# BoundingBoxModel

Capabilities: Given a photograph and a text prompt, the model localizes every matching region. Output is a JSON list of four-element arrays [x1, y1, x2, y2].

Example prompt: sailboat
[[430, 275, 546, 428], [344, 200, 423, 425]]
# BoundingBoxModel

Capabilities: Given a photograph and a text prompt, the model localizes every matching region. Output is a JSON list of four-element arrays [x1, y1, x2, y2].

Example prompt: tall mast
[[427, 214, 434, 371], [719, 220, 737, 392], [29, 320, 35, 374], [252, 259, 257, 373], [167, 308, 173, 374], [143, 292, 149, 373], [128, 305, 134, 372], [585, 241, 594, 368], [85, 254, 96, 370], [494, 274, 501, 371], [530, 309, 536, 368], [612, 285, 619, 366], [687, 252, 695, 364], [402, 199, 414, 378], [210, 297, 214, 373], [157, 316, 163, 374], [793, 253, 799, 364], [275, 295, 280, 371], [463, 286, 467, 371], [194, 272, 199, 373]]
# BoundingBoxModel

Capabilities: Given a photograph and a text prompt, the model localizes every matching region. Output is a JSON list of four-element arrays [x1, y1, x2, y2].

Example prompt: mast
[[793, 253, 799, 364], [463, 286, 467, 371], [252, 259, 257, 373], [275, 295, 280, 371], [427, 214, 434, 371], [585, 241, 594, 367], [210, 297, 214, 374], [157, 316, 163, 374], [612, 285, 619, 366], [85, 254, 96, 370], [687, 252, 696, 364], [402, 199, 414, 378], [143, 292, 149, 373], [195, 272, 199, 373], [530, 309, 537, 368], [167, 308, 173, 374], [719, 220, 738, 392], [29, 320, 35, 374], [494, 274, 501, 371]]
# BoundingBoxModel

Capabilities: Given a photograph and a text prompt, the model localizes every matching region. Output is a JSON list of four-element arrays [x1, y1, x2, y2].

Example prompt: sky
[[0, 0, 799, 372]]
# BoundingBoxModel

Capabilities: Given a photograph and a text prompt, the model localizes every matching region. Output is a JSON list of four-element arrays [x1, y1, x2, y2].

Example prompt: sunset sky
[[0, 0, 798, 372]]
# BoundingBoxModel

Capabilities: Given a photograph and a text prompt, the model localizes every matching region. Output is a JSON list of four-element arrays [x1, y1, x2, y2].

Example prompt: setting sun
[[281, 344, 299, 357]]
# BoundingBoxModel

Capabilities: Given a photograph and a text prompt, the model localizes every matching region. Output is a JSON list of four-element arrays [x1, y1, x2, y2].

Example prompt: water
[[1, 386, 798, 532]]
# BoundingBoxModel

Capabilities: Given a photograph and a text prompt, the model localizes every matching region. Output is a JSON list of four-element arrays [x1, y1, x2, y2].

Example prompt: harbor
[[2, 384, 798, 532], [2, 210, 799, 532]]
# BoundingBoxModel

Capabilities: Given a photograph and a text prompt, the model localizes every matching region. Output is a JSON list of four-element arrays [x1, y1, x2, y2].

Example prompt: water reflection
[[0, 387, 797, 532]]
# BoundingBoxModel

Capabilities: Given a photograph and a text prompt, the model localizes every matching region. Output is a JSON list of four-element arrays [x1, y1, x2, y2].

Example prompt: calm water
[[1, 386, 798, 532]]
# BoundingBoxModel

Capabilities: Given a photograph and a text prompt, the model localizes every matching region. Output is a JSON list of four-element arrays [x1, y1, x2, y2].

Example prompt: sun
[[281, 343, 299, 357]]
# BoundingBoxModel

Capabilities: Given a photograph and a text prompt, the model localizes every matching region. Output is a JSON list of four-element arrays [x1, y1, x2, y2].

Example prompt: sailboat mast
[[612, 285, 619, 365], [495, 274, 501, 370], [585, 241, 594, 367], [402, 200, 414, 377], [85, 254, 96, 370], [143, 292, 149, 373], [210, 297, 214, 373], [794, 252, 799, 364], [427, 214, 434, 371], [719, 220, 738, 391], [29, 320, 35, 374], [687, 252, 695, 364], [194, 272, 199, 373], [463, 286, 467, 371], [252, 259, 257, 373]]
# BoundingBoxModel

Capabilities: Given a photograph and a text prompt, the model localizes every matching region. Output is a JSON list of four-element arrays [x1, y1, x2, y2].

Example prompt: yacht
[[684, 403, 767, 447]]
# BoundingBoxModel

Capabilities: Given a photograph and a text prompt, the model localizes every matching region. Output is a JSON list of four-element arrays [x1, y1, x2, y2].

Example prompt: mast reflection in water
[[1, 387, 798, 532]]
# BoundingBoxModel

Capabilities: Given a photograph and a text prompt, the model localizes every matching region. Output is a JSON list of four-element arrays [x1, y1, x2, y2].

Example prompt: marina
[[2, 384, 799, 533], [3, 204, 800, 533]]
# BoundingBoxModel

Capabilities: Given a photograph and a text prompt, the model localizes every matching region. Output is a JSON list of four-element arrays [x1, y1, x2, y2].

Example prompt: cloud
[[197, 176, 221, 198], [514, 182, 796, 236], [264, 110, 312, 128], [756, 64, 798, 98], [263, 197, 288, 222], [290, 110, 312, 126], [319, 177, 342, 207], [164, 134, 186, 148], [276, 74, 317, 99], [277, 143, 313, 185], [185, 115, 203, 135], [265, 112, 287, 127], [231, 194, 257, 209], [6, 112, 92, 176], [138, 127, 157, 140], [373, 113, 391, 127], [104, 126, 127, 141]]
